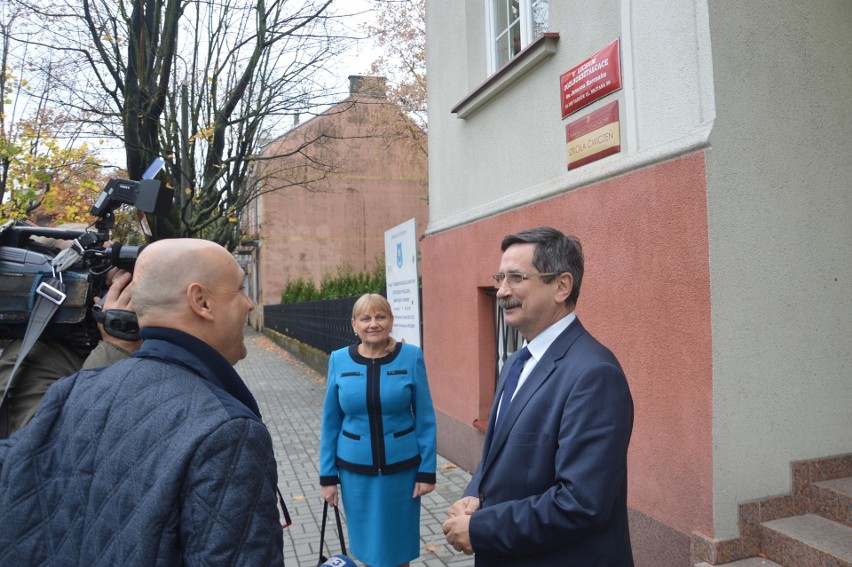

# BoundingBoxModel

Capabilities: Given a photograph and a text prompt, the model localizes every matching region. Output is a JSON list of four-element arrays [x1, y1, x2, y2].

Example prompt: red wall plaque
[[560, 38, 622, 119], [566, 101, 620, 170]]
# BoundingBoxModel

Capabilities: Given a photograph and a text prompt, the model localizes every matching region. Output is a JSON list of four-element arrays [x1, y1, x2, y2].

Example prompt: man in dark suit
[[442, 227, 634, 566]]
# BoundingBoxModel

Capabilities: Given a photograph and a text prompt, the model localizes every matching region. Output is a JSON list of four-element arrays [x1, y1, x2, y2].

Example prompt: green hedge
[[281, 255, 386, 303]]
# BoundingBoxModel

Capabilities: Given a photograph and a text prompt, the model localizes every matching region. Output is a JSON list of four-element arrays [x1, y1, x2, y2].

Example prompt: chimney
[[348, 75, 387, 98]]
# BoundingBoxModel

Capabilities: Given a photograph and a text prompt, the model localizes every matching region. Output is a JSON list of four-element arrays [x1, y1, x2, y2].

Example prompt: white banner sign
[[384, 218, 421, 346]]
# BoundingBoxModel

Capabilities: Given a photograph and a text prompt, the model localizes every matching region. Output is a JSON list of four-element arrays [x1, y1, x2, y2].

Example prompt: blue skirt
[[339, 467, 420, 566]]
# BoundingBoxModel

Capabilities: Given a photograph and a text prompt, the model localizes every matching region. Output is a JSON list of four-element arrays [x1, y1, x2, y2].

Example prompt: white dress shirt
[[496, 312, 577, 420]]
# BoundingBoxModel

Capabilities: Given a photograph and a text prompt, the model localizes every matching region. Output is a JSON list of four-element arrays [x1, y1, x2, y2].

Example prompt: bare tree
[[6, 0, 362, 248], [365, 0, 426, 133], [330, 0, 426, 159]]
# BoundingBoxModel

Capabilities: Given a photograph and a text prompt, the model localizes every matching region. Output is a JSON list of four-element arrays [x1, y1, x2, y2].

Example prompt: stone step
[[761, 513, 852, 567], [695, 558, 783, 567], [806, 476, 852, 528]]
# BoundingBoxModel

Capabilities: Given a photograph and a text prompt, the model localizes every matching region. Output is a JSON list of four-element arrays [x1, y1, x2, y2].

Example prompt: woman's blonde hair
[[352, 293, 397, 353]]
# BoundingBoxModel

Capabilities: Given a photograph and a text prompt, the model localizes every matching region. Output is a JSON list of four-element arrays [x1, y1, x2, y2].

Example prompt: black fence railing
[[264, 297, 361, 354]]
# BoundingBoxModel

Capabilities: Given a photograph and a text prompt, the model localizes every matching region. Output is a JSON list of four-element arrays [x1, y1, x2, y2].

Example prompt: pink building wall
[[421, 153, 714, 548], [254, 86, 429, 306]]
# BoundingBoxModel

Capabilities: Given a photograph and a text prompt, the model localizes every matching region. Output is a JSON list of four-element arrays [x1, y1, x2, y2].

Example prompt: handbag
[[317, 501, 356, 567]]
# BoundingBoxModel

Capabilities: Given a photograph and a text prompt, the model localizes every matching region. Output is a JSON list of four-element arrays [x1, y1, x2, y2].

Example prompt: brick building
[[241, 76, 428, 323]]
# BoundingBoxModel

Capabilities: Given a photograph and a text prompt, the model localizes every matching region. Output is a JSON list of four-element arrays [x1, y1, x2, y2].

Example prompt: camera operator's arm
[[82, 270, 141, 370]]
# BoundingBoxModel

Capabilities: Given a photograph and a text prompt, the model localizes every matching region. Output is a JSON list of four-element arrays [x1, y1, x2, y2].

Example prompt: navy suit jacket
[[464, 317, 634, 566]]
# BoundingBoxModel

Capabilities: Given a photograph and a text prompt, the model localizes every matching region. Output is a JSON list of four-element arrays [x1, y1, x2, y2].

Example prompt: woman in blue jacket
[[320, 293, 437, 567]]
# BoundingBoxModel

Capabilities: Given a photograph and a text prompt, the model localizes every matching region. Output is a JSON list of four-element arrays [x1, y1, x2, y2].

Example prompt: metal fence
[[264, 297, 361, 354]]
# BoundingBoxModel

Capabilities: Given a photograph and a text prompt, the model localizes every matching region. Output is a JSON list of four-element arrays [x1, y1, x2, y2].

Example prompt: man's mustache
[[498, 298, 521, 310]]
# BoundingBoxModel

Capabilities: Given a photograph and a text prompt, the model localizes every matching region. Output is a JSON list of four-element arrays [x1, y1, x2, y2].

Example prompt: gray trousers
[[0, 340, 87, 434]]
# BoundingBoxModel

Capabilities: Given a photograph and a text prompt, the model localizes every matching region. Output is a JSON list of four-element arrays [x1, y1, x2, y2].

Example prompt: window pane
[[509, 21, 522, 58], [494, 0, 508, 33], [490, 0, 547, 72], [510, 0, 520, 23], [496, 30, 510, 68]]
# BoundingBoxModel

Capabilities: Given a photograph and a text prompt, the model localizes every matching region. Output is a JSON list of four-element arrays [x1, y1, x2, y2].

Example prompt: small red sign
[[566, 101, 620, 170], [560, 38, 622, 119]]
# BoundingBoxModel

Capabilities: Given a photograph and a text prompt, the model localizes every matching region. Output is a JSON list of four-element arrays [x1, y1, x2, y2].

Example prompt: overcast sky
[[327, 0, 382, 90]]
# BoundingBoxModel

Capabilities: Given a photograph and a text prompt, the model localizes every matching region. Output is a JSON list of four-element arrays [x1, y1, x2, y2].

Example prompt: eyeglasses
[[491, 272, 559, 288]]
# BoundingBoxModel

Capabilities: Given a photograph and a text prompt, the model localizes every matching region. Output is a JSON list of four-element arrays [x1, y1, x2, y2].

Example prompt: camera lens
[[109, 243, 146, 271]]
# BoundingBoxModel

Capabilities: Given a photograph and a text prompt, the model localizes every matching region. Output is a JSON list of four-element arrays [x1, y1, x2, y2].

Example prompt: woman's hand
[[412, 482, 435, 498], [320, 485, 339, 507]]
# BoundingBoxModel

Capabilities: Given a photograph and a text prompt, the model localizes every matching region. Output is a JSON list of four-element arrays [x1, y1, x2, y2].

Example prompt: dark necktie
[[496, 346, 532, 429]]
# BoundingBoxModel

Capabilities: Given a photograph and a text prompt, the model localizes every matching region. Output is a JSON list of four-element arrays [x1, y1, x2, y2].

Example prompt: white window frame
[[485, 0, 548, 74]]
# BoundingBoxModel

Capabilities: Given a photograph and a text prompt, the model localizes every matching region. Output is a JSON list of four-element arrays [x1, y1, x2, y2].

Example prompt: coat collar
[[134, 327, 262, 421]]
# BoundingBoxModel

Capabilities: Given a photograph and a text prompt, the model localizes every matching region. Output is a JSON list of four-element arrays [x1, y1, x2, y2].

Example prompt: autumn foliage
[[0, 109, 109, 228], [366, 0, 427, 133]]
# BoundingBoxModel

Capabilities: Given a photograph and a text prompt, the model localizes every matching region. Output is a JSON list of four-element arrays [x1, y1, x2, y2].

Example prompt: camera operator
[[0, 266, 141, 436], [0, 160, 171, 438]]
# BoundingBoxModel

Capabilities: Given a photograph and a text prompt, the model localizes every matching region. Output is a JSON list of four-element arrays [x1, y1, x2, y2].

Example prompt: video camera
[[0, 158, 174, 349]]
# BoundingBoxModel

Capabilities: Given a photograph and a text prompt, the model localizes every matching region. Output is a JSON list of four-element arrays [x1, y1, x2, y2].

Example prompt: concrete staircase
[[693, 453, 852, 566]]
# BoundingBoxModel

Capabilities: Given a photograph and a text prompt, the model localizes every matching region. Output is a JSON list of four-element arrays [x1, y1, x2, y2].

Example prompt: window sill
[[451, 33, 560, 120]]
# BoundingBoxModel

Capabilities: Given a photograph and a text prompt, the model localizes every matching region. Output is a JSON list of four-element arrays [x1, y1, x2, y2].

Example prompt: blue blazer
[[320, 342, 437, 485], [465, 318, 634, 566]]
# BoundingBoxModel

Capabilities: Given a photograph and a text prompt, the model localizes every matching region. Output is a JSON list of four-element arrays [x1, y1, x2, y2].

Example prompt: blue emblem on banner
[[396, 242, 403, 268]]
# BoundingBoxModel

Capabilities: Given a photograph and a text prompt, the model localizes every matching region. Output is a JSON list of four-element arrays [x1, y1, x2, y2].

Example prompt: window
[[486, 0, 549, 73], [471, 288, 524, 432], [494, 296, 522, 379]]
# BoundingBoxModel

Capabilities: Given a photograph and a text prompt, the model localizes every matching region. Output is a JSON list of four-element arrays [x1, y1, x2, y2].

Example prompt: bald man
[[0, 239, 284, 566]]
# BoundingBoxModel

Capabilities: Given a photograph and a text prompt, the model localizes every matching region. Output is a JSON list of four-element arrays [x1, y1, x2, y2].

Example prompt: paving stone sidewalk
[[236, 331, 476, 567]]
